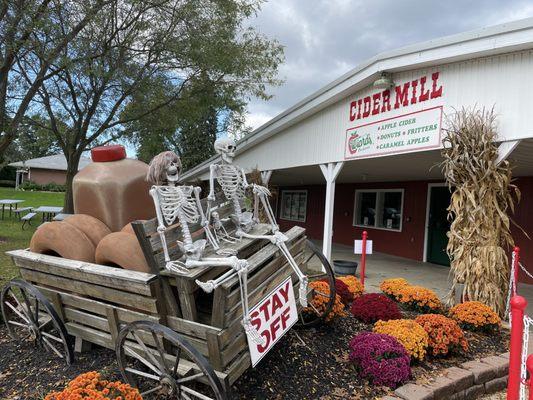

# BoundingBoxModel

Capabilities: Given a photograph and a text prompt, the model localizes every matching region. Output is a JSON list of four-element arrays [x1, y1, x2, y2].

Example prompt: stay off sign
[[247, 276, 298, 367]]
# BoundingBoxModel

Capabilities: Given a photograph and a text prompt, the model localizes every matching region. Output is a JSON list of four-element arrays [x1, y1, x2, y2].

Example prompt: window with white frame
[[353, 189, 404, 231], [280, 190, 307, 222]]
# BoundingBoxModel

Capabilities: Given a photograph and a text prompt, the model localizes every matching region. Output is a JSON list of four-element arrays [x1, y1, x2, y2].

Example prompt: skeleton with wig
[[147, 151, 264, 345], [208, 138, 309, 307]]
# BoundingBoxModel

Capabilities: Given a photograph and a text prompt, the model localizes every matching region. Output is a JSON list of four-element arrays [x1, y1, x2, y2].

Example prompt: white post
[[260, 170, 273, 186], [319, 162, 344, 262]]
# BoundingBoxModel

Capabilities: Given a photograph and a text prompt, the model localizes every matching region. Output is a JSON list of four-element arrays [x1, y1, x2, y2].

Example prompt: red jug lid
[[91, 145, 126, 162]]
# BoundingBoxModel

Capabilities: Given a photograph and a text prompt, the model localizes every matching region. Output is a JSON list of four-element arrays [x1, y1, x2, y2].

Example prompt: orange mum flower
[[449, 301, 501, 332], [45, 371, 142, 400], [305, 280, 347, 321]]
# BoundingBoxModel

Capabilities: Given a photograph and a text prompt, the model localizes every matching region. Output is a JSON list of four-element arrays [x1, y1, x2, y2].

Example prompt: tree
[[27, 0, 283, 212], [0, 0, 110, 156]]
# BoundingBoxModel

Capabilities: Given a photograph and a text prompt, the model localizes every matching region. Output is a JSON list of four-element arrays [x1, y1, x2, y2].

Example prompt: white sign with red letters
[[247, 276, 298, 367]]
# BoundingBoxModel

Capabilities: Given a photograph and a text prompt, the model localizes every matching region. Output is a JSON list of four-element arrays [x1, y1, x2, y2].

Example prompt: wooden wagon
[[1, 195, 336, 399]]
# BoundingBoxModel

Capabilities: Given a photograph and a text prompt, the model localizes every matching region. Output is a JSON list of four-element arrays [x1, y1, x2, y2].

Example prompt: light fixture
[[373, 72, 394, 89]]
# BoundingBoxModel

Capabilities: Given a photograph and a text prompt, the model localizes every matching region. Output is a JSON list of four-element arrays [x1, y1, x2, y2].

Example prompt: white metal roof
[[181, 17, 533, 181], [9, 154, 92, 171]]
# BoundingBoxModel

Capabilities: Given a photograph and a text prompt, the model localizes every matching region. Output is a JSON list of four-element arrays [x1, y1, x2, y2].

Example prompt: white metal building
[[182, 18, 533, 282]]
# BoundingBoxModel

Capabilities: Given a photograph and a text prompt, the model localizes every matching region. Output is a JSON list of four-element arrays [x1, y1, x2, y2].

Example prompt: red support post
[[360, 231, 368, 287], [508, 295, 527, 400], [527, 355, 533, 400], [513, 247, 521, 296]]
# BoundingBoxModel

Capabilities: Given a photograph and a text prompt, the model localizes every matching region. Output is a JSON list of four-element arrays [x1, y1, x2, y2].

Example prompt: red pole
[[360, 231, 367, 287], [513, 247, 521, 296], [508, 295, 527, 400], [527, 355, 533, 400]]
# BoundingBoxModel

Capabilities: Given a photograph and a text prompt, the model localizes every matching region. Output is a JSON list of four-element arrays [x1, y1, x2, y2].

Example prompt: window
[[280, 190, 307, 222], [354, 189, 404, 231]]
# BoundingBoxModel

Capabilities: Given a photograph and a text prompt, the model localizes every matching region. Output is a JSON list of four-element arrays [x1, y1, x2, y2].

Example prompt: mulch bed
[[0, 312, 509, 400]]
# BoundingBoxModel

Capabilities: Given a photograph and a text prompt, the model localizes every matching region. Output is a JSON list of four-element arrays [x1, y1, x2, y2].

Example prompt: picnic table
[[52, 213, 73, 221], [34, 206, 63, 222], [0, 199, 24, 219]]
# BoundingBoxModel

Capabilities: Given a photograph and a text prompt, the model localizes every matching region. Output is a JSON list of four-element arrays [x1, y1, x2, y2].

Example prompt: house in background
[[9, 154, 92, 188]]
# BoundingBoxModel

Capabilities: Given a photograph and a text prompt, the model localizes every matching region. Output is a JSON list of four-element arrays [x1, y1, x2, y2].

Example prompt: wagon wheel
[[116, 320, 227, 400], [296, 240, 336, 327], [1, 279, 73, 364]]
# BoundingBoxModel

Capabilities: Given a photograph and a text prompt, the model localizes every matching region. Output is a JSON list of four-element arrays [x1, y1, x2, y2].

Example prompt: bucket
[[333, 260, 358, 276]]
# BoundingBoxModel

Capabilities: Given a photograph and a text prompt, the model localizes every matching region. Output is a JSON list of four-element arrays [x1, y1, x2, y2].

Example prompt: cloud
[[244, 0, 533, 129]]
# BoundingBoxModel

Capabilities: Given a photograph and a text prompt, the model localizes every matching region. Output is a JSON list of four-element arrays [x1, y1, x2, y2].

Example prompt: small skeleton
[[147, 151, 264, 345], [208, 138, 309, 307]]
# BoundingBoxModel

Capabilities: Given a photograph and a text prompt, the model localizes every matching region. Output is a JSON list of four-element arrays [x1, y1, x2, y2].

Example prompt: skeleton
[[208, 138, 309, 307], [147, 151, 264, 345]]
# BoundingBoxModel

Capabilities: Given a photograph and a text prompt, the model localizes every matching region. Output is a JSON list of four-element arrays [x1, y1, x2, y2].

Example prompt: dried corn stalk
[[441, 107, 519, 316], [246, 168, 277, 223]]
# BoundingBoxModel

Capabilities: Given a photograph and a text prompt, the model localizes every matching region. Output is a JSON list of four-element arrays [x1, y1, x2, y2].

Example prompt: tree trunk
[[64, 152, 82, 213]]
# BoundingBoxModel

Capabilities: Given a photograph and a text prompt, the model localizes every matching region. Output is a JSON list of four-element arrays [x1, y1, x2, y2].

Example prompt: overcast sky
[[244, 0, 533, 130]]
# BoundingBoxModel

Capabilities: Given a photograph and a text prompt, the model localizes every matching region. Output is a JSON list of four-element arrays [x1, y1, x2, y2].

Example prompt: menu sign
[[345, 106, 442, 160]]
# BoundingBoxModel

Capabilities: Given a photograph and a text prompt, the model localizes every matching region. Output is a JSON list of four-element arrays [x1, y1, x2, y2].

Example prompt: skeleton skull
[[214, 137, 236, 164]]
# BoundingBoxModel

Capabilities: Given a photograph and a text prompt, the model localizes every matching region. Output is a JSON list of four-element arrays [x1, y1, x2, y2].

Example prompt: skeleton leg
[[236, 229, 309, 308], [191, 257, 265, 345]]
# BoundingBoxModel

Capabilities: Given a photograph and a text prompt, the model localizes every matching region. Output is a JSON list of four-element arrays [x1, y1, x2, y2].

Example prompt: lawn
[[0, 187, 65, 288]]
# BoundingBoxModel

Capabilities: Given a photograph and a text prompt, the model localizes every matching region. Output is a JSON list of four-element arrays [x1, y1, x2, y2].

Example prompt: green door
[[427, 186, 451, 266]]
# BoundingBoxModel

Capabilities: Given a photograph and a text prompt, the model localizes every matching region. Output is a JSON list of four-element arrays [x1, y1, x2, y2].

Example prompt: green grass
[[0, 188, 65, 288]]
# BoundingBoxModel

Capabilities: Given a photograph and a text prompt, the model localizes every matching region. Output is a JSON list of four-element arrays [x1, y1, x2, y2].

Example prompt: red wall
[[276, 177, 533, 284]]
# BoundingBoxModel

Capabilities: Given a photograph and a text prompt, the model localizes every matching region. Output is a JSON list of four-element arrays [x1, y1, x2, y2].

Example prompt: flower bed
[[0, 278, 510, 400]]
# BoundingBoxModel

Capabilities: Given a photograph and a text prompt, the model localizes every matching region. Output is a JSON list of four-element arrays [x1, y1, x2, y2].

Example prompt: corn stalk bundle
[[441, 107, 519, 316], [247, 168, 277, 223]]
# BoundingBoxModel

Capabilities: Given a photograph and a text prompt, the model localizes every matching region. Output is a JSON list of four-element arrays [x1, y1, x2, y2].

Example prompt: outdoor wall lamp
[[373, 71, 394, 89]]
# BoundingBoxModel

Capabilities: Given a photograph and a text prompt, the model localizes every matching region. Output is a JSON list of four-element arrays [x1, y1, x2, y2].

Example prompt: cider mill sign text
[[345, 72, 444, 159]]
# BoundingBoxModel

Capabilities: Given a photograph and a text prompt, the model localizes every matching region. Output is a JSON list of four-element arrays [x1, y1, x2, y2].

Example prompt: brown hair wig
[[146, 151, 182, 185]]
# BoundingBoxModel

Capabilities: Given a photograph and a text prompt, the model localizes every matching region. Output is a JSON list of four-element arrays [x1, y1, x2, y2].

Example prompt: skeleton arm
[[193, 187, 220, 251], [208, 164, 218, 201]]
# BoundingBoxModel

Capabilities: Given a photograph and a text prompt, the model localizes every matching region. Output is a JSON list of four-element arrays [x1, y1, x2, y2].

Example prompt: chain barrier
[[506, 251, 518, 324], [520, 262, 533, 280], [521, 315, 533, 400]]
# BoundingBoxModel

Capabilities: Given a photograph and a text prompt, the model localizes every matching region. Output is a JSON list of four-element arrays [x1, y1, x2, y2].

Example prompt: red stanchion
[[360, 231, 367, 287], [508, 295, 527, 400], [514, 247, 521, 297], [527, 355, 533, 400]]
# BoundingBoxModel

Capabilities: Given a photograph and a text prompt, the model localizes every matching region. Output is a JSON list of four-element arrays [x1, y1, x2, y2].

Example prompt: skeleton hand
[[270, 231, 288, 245], [252, 184, 271, 197], [242, 317, 266, 346]]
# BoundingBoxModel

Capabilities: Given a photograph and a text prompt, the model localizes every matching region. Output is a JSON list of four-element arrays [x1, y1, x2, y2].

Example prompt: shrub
[[350, 293, 402, 324], [415, 314, 468, 356], [348, 332, 411, 388], [45, 371, 142, 400], [338, 275, 364, 300], [380, 278, 409, 298], [306, 280, 346, 321], [373, 319, 429, 361], [448, 301, 501, 332], [395, 285, 443, 313]]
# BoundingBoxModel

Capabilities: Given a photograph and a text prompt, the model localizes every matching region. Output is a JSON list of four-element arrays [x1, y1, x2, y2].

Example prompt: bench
[[21, 212, 37, 230], [13, 207, 33, 220]]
